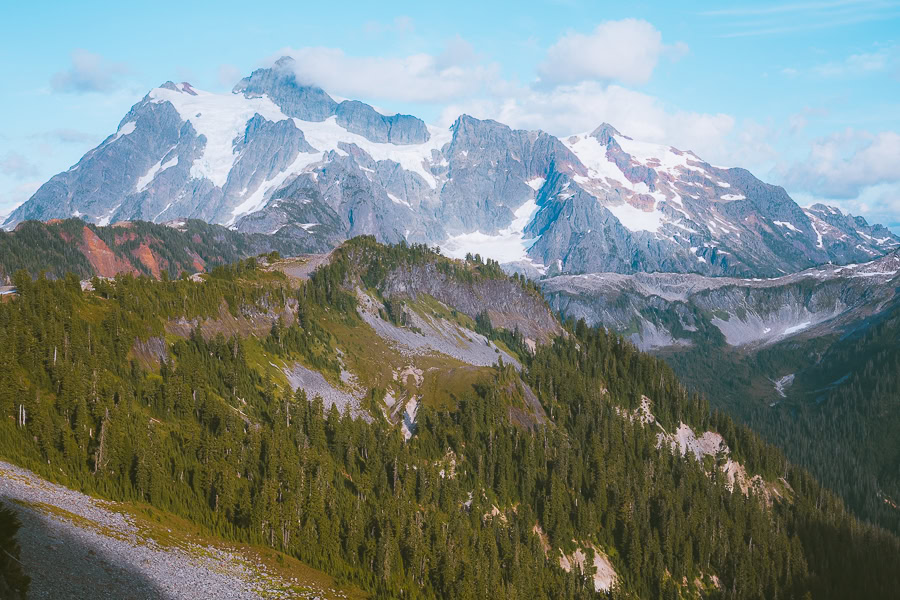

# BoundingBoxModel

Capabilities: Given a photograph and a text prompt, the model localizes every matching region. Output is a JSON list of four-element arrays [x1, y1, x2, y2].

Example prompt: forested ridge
[[1, 236, 899, 599], [662, 295, 900, 536], [751, 301, 900, 535], [0, 218, 313, 281]]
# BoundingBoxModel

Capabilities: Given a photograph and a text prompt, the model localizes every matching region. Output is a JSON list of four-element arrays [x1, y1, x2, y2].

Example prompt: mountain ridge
[[6, 56, 898, 278]]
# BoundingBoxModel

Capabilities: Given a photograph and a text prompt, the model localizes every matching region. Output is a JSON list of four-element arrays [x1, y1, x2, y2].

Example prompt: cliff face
[[541, 250, 900, 351], [380, 262, 562, 345]]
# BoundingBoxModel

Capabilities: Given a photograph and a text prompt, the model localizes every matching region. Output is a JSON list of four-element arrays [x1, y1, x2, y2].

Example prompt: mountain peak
[[272, 55, 297, 70], [157, 81, 198, 95], [232, 60, 337, 121], [589, 122, 624, 146], [806, 203, 843, 216]]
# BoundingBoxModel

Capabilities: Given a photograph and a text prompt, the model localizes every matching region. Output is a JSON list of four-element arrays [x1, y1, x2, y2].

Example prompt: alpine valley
[[2, 57, 900, 600]]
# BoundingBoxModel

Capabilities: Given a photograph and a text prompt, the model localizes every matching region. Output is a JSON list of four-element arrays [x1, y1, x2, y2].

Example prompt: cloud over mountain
[[537, 19, 687, 86], [50, 49, 129, 94]]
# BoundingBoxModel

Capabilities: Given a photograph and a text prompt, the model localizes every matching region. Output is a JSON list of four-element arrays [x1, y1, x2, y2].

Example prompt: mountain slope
[[0, 461, 363, 600], [542, 249, 900, 533], [7, 58, 897, 277], [2, 237, 900, 598], [0, 217, 321, 282]]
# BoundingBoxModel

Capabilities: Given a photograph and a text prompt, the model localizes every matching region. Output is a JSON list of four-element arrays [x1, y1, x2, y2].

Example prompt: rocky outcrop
[[335, 100, 429, 145], [379, 262, 562, 344], [0, 460, 346, 599], [79, 226, 139, 278], [541, 250, 900, 350], [233, 56, 337, 121]]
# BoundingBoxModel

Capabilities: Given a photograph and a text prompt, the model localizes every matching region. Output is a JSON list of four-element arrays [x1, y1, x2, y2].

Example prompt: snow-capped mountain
[[6, 56, 898, 277]]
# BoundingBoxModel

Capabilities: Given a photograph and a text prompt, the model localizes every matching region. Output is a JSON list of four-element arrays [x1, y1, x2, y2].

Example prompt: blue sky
[[2, 0, 899, 229]]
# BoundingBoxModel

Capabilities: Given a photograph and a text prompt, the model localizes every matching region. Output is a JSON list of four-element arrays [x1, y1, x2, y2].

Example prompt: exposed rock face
[[79, 226, 140, 278], [233, 56, 337, 121], [335, 100, 429, 145], [379, 262, 562, 344], [541, 250, 900, 350], [7, 61, 898, 277], [356, 288, 521, 368]]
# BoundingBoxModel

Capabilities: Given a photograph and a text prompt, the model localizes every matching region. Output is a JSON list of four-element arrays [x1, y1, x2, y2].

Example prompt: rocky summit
[[5, 56, 898, 277]]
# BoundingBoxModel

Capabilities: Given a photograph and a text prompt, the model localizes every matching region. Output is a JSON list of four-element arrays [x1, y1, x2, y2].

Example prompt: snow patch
[[292, 116, 451, 188], [96, 203, 121, 227], [774, 374, 794, 398], [229, 150, 325, 222], [809, 217, 824, 248], [387, 192, 411, 207], [615, 136, 707, 175], [150, 86, 289, 187], [564, 135, 633, 190], [606, 202, 664, 233], [783, 321, 810, 335], [136, 154, 179, 192], [440, 199, 541, 263], [111, 121, 136, 142], [773, 220, 801, 233], [526, 176, 546, 191]]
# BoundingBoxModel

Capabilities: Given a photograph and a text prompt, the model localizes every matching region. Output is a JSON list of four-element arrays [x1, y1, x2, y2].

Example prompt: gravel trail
[[0, 461, 334, 600]]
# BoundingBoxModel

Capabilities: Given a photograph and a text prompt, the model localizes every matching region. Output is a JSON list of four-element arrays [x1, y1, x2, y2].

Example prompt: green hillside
[[1, 237, 899, 599]]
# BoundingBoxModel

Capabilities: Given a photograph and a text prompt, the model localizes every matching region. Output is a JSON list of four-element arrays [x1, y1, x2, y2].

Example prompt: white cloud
[[536, 19, 686, 86], [794, 182, 900, 231], [779, 129, 900, 198], [0, 152, 39, 179], [217, 64, 243, 88], [439, 81, 745, 165], [273, 41, 499, 104], [269, 27, 754, 169], [813, 46, 895, 77], [51, 49, 129, 93]]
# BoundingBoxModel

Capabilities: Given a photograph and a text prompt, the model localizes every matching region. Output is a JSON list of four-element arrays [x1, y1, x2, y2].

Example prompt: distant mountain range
[[542, 249, 900, 351], [6, 56, 898, 277]]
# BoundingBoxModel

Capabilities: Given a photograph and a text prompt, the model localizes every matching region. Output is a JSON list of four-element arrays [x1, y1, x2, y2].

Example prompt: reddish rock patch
[[79, 227, 138, 278], [133, 242, 161, 278], [187, 250, 207, 272], [631, 194, 657, 211]]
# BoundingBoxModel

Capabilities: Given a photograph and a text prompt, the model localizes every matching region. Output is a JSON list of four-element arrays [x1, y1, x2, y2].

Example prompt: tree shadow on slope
[[4, 497, 172, 600]]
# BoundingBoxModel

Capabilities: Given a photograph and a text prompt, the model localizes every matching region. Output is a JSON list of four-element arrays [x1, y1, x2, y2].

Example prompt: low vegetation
[[0, 237, 899, 598]]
